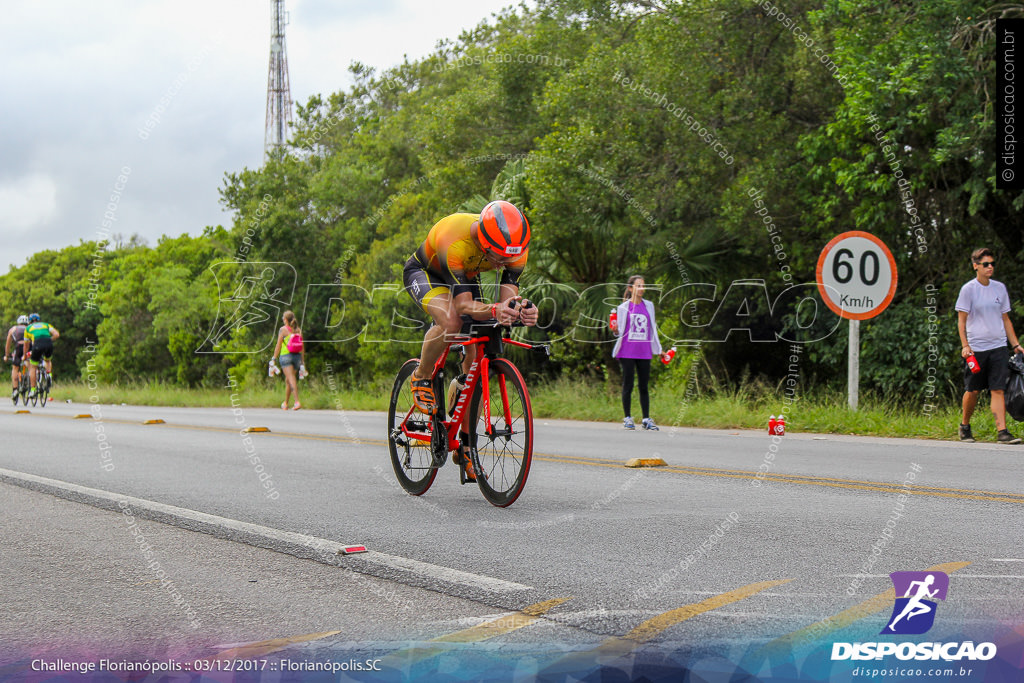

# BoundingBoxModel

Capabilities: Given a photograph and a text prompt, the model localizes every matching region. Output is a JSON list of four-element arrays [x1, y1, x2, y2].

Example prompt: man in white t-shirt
[[955, 247, 1023, 443]]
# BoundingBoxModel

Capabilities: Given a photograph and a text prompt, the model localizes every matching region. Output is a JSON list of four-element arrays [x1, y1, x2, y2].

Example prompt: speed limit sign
[[816, 231, 898, 320]]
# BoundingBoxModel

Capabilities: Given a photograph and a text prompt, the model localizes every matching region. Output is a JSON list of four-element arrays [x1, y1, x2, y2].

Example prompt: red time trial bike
[[387, 304, 548, 507]]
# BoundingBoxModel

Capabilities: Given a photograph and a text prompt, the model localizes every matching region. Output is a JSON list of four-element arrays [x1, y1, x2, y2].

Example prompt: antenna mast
[[265, 0, 293, 153]]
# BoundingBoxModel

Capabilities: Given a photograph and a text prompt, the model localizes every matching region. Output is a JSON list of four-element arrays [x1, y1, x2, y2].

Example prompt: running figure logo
[[881, 571, 950, 635], [627, 312, 650, 341], [197, 262, 296, 354]]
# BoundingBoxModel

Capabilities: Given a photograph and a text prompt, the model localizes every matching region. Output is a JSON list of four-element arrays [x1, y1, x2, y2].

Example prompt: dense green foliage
[[2, 0, 1020, 407]]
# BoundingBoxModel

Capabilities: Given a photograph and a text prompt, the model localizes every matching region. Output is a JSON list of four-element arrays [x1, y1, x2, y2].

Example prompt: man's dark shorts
[[402, 257, 483, 313], [964, 346, 1010, 392], [29, 338, 53, 365]]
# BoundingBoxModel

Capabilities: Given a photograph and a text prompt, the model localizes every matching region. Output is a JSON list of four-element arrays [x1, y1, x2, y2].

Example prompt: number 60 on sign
[[816, 231, 898, 321]]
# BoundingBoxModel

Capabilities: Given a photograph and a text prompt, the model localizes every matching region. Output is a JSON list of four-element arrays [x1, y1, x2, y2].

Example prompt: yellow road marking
[[757, 561, 972, 658], [383, 597, 570, 665], [540, 580, 791, 675], [201, 630, 342, 660], [598, 579, 792, 658], [536, 452, 1024, 499], [433, 597, 571, 643], [34, 412, 1024, 504], [535, 453, 1024, 504]]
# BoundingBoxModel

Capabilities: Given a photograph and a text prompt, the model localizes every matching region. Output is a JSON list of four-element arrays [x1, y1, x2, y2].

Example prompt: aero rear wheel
[[387, 359, 439, 496], [38, 371, 49, 407], [28, 369, 38, 407], [468, 358, 533, 507], [17, 371, 29, 406]]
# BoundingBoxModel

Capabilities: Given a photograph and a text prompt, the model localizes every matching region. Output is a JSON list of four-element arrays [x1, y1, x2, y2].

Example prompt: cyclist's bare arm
[[452, 290, 505, 321], [4, 329, 11, 357], [451, 285, 529, 327]]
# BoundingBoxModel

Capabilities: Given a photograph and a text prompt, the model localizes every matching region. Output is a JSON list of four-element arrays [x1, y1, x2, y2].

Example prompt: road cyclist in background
[[270, 310, 306, 410], [402, 200, 538, 480], [4, 314, 29, 402], [22, 313, 59, 400], [611, 275, 670, 431], [956, 247, 1023, 444]]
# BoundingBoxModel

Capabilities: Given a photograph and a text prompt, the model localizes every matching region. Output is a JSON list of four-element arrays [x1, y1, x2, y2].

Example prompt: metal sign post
[[849, 318, 859, 410], [816, 232, 898, 410]]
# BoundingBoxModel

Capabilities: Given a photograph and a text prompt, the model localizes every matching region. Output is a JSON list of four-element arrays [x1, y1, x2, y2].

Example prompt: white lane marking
[[364, 551, 531, 592], [0, 467, 532, 593], [944, 574, 1024, 579], [990, 558, 1024, 562], [837, 573, 1024, 579]]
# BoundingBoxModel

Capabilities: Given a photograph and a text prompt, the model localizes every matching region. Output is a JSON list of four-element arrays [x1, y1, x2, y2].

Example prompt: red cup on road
[[768, 415, 777, 434]]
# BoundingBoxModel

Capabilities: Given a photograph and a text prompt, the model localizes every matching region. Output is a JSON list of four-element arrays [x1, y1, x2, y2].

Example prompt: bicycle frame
[[398, 325, 537, 457]]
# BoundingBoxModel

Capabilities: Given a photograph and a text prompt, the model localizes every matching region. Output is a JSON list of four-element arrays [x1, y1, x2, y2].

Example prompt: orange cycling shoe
[[410, 377, 437, 414]]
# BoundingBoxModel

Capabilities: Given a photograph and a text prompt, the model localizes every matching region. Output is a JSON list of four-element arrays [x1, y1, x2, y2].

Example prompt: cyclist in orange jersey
[[402, 201, 538, 475]]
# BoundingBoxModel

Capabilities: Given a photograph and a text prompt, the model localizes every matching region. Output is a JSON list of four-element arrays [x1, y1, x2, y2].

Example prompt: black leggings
[[619, 358, 651, 419]]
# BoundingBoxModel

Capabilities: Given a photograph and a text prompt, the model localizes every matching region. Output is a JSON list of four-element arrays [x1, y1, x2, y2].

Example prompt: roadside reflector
[[243, 426, 271, 433], [74, 414, 92, 419], [625, 457, 667, 468], [338, 545, 368, 555], [15, 410, 30, 414], [143, 419, 165, 425]]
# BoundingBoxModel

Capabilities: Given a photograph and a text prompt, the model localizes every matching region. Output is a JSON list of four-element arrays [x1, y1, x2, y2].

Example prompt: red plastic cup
[[661, 347, 676, 365], [609, 309, 618, 332], [768, 415, 777, 434]]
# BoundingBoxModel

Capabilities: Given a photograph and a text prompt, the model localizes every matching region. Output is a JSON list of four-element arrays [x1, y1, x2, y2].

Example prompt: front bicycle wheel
[[468, 358, 533, 507], [387, 359, 439, 496]]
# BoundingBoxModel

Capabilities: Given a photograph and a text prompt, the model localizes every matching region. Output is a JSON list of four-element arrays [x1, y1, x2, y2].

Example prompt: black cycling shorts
[[402, 257, 482, 313], [29, 338, 53, 365]]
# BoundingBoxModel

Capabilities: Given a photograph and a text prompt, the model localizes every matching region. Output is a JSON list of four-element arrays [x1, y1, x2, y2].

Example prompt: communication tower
[[265, 0, 293, 153]]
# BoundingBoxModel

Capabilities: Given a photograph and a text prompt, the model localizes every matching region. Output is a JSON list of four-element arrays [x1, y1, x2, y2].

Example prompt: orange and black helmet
[[474, 200, 530, 258]]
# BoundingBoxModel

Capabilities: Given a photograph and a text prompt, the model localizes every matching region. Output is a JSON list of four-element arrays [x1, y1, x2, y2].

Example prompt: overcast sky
[[0, 0, 522, 273]]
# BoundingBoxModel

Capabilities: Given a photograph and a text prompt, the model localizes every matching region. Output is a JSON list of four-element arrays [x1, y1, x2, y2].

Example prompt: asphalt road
[[2, 402, 1022, 681]]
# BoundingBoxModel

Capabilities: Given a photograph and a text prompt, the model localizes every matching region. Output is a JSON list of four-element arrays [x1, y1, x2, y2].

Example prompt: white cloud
[[0, 0, 522, 272], [0, 175, 58, 233]]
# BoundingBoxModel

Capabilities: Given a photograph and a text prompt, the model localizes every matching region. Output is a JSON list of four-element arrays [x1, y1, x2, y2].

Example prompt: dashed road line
[[539, 579, 792, 676], [203, 631, 342, 660], [382, 598, 571, 667]]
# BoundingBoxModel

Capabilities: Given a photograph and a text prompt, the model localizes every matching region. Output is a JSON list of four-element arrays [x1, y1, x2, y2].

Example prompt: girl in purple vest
[[612, 275, 669, 430]]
